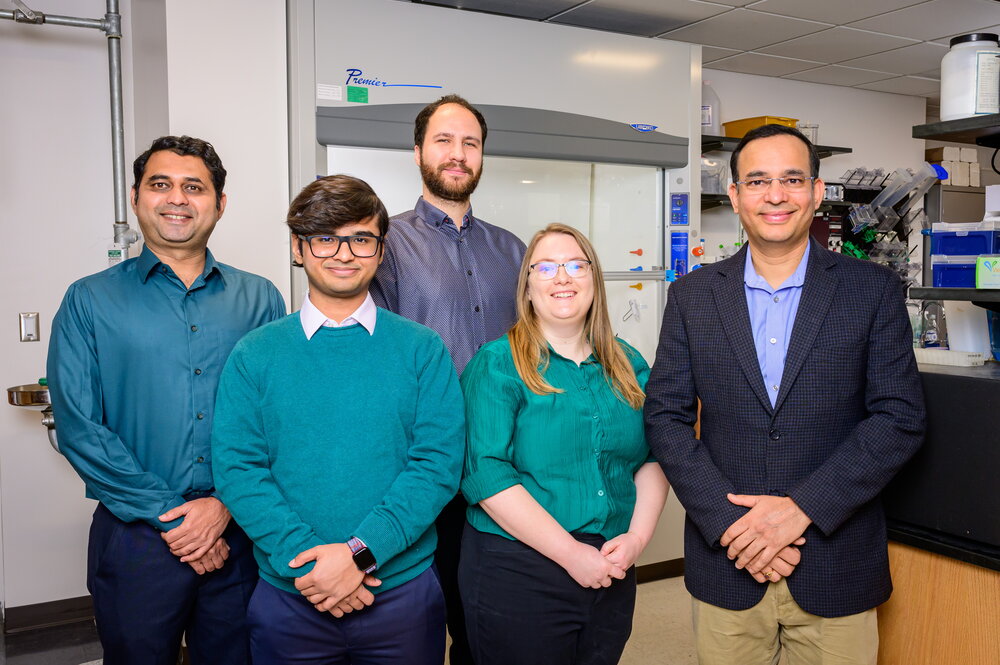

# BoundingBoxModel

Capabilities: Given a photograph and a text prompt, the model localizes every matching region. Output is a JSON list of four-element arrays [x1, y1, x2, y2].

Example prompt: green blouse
[[460, 334, 652, 541]]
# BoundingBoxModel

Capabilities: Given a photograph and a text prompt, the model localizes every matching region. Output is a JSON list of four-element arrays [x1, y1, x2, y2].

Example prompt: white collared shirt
[[299, 292, 377, 340]]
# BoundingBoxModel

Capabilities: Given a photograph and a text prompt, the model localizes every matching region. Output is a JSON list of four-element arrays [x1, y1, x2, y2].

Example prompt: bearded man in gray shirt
[[370, 94, 525, 665]]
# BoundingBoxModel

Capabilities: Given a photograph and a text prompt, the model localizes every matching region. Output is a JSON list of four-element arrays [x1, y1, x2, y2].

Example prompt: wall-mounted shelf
[[701, 134, 853, 159], [909, 286, 1000, 313], [912, 114, 1000, 149], [700, 192, 853, 212]]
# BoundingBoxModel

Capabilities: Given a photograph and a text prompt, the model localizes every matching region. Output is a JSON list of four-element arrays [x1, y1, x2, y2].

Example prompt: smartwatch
[[347, 537, 377, 574]]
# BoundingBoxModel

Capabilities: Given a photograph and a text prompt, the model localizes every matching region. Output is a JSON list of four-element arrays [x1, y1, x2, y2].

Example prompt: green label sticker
[[347, 86, 369, 103]]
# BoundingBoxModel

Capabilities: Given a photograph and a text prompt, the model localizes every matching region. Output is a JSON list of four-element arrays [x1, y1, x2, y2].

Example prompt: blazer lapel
[[774, 241, 838, 412], [712, 246, 773, 414]]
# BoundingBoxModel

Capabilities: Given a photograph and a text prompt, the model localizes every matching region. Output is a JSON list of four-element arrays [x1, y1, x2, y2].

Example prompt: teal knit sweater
[[212, 308, 464, 594]]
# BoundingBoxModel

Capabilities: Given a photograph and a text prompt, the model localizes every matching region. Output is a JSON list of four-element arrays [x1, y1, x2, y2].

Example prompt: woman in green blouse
[[458, 223, 670, 665]]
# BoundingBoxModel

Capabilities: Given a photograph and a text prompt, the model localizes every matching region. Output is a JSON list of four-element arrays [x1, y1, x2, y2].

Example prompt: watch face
[[353, 547, 377, 573]]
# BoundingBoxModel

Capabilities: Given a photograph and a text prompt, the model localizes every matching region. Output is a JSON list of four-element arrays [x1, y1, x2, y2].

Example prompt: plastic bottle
[[940, 33, 1000, 121], [701, 81, 722, 135]]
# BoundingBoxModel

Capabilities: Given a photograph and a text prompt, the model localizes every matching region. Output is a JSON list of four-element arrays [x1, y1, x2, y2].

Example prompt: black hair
[[730, 124, 819, 183], [414, 94, 488, 148], [286, 174, 389, 238], [132, 135, 226, 209]]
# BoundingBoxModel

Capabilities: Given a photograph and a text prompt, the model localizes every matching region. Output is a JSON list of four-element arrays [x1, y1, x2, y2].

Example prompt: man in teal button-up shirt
[[47, 136, 284, 665]]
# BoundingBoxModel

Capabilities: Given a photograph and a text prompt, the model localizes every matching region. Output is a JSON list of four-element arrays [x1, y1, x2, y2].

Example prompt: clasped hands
[[159, 497, 232, 575], [563, 531, 646, 590], [290, 544, 382, 618], [720, 493, 811, 584]]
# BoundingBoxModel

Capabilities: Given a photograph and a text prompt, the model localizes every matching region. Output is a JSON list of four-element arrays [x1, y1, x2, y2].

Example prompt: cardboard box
[[937, 161, 954, 185], [987, 185, 1000, 213], [960, 147, 978, 163], [950, 161, 970, 187], [971, 162, 981, 188], [926, 146, 961, 162]]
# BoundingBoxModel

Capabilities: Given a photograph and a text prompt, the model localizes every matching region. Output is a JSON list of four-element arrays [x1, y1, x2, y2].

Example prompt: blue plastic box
[[930, 221, 1000, 256], [931, 255, 977, 287]]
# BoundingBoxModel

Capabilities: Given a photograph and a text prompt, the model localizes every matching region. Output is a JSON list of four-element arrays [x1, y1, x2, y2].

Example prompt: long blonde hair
[[508, 223, 645, 409]]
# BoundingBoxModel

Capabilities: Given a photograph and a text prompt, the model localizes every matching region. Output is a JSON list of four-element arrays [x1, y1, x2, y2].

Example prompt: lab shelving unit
[[876, 113, 1000, 665]]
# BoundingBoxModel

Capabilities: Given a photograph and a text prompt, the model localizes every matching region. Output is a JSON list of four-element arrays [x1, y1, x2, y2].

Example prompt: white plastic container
[[701, 80, 721, 135], [940, 33, 1000, 121]]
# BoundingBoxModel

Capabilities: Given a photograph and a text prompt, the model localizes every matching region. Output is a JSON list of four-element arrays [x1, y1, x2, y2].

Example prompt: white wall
[[701, 70, 927, 257], [164, 2, 291, 300], [0, 0, 143, 609], [0, 0, 290, 612]]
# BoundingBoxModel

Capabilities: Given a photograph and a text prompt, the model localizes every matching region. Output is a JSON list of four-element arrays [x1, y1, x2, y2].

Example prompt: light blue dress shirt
[[743, 248, 809, 407], [48, 246, 285, 529]]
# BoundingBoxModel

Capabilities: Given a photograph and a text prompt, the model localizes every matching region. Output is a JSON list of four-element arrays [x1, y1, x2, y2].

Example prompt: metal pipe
[[104, 0, 129, 243], [36, 13, 105, 30]]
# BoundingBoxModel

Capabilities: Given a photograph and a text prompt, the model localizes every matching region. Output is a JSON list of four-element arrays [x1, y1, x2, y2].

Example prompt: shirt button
[[579, 385, 587, 391], [195, 368, 203, 375], [769, 429, 780, 441], [196, 456, 205, 463], [769, 337, 777, 344], [191, 325, 199, 332], [474, 306, 481, 312], [597, 490, 605, 497], [196, 412, 205, 420], [467, 269, 473, 276], [773, 296, 780, 303], [592, 414, 599, 420], [771, 384, 778, 391]]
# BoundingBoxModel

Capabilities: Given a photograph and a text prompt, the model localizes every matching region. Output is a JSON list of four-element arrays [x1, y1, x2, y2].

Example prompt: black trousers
[[87, 502, 258, 665], [458, 522, 637, 665], [436, 493, 474, 664]]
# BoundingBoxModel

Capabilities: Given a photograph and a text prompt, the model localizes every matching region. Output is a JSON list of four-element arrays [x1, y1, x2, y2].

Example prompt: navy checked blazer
[[644, 240, 925, 618]]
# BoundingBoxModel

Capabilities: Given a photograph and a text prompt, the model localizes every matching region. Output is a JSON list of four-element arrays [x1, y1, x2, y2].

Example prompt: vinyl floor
[[0, 576, 696, 665]]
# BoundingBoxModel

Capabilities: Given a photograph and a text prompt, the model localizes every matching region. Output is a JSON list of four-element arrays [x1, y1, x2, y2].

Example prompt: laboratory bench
[[877, 362, 1000, 665]]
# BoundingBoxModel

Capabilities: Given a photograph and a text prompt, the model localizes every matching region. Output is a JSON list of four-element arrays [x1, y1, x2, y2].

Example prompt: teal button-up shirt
[[48, 246, 285, 530], [461, 334, 651, 541]]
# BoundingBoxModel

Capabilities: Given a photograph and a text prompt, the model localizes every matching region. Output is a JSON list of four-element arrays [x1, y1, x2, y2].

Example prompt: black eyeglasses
[[298, 234, 383, 258]]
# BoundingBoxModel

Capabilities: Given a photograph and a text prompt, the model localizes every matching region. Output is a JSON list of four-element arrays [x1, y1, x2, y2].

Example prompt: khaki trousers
[[692, 579, 878, 665]]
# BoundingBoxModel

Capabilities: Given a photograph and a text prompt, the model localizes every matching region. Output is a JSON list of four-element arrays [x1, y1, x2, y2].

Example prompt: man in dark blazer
[[645, 124, 925, 664]]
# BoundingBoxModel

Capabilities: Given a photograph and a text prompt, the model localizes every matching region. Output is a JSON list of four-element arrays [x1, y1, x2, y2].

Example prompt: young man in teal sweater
[[212, 174, 464, 664]]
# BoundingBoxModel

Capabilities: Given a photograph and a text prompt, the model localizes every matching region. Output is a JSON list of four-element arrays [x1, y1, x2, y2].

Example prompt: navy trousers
[[87, 502, 258, 665], [247, 566, 446, 664], [459, 523, 637, 665]]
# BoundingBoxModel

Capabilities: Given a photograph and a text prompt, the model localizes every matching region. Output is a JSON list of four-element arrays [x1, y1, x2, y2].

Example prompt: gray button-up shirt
[[371, 197, 526, 375]]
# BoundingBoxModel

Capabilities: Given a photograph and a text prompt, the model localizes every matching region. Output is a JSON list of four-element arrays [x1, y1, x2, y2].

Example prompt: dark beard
[[420, 160, 483, 203]]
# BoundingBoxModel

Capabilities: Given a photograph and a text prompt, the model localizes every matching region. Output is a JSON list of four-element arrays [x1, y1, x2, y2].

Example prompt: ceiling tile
[[918, 68, 941, 79], [659, 8, 829, 51], [706, 52, 822, 76], [701, 0, 758, 5], [839, 42, 949, 75], [848, 0, 1000, 41], [855, 75, 941, 96], [702, 45, 742, 63], [414, 0, 581, 20], [747, 0, 927, 26], [758, 26, 917, 62], [551, 0, 730, 37], [783, 65, 895, 85]]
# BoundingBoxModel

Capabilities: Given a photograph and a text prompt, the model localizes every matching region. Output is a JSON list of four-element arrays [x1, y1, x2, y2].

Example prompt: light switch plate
[[19, 312, 40, 342]]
